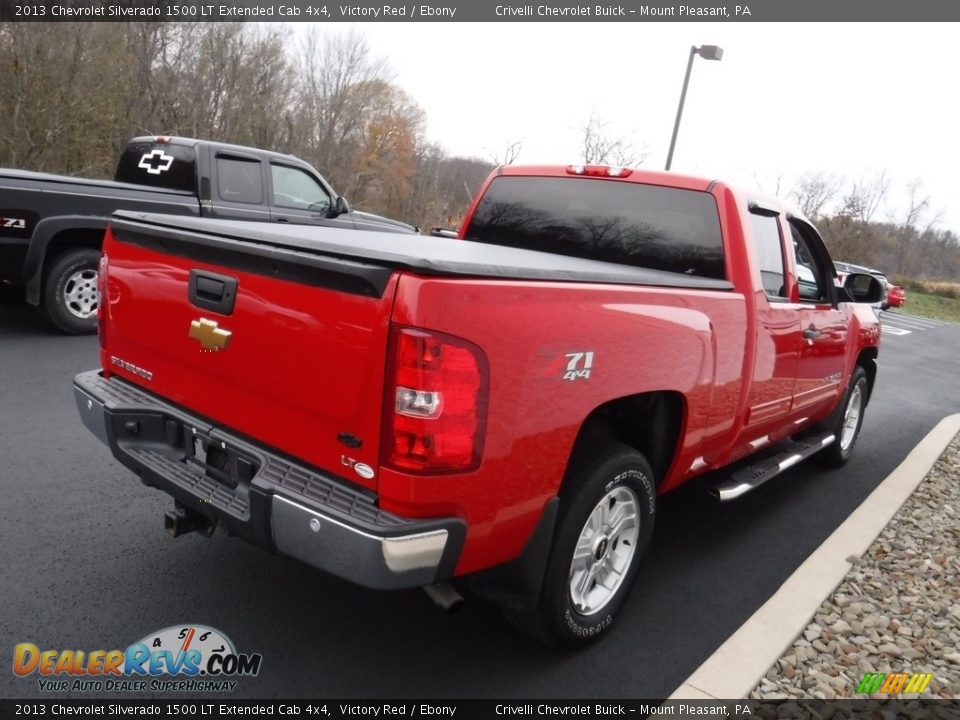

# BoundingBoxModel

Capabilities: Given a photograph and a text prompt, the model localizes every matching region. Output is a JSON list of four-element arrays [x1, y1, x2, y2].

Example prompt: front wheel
[[817, 366, 869, 467], [42, 248, 100, 335], [501, 440, 656, 648]]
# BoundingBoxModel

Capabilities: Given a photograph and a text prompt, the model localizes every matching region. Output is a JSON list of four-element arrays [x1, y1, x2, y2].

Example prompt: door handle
[[189, 269, 238, 315], [275, 217, 290, 223], [803, 327, 823, 340]]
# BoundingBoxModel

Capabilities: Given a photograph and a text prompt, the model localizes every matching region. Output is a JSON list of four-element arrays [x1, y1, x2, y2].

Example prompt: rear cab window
[[115, 141, 197, 193], [463, 176, 726, 279]]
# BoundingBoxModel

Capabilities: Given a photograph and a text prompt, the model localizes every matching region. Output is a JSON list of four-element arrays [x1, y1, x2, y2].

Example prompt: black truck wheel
[[43, 248, 100, 335], [501, 440, 656, 648]]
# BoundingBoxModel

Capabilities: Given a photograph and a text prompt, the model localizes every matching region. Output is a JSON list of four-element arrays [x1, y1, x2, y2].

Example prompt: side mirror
[[843, 273, 884, 304], [327, 196, 350, 218]]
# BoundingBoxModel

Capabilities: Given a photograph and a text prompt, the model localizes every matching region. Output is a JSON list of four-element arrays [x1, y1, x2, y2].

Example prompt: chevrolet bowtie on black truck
[[0, 135, 416, 333]]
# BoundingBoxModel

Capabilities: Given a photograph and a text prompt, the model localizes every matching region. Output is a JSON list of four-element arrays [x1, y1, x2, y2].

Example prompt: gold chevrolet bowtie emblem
[[189, 318, 232, 352]]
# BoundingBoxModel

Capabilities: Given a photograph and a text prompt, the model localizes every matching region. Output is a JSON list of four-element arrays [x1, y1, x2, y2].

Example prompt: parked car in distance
[[0, 135, 416, 333], [834, 261, 904, 311], [885, 283, 906, 309]]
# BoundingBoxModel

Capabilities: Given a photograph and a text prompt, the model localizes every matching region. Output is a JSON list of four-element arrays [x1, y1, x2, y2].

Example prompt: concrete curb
[[668, 413, 960, 700]]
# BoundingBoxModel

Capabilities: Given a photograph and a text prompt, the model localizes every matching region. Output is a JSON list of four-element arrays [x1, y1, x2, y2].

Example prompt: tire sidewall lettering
[[606, 468, 655, 515]]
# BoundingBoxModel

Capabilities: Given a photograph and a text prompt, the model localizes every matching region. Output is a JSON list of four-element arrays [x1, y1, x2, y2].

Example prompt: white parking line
[[882, 326, 913, 336], [880, 313, 936, 326], [882, 316, 936, 329], [883, 312, 947, 327]]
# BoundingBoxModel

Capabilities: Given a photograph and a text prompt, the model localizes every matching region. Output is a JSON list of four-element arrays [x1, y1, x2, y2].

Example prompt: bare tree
[[890, 180, 943, 276], [750, 169, 792, 199], [843, 171, 890, 225], [484, 139, 523, 166], [402, 143, 493, 229], [294, 29, 395, 189], [580, 112, 646, 167], [788, 172, 842, 221]]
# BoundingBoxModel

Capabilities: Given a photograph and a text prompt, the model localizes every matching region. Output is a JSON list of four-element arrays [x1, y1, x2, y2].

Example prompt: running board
[[710, 432, 836, 502]]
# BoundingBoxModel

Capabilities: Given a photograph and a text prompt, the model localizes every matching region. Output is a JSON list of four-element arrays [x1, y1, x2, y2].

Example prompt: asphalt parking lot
[[2, 300, 959, 700]]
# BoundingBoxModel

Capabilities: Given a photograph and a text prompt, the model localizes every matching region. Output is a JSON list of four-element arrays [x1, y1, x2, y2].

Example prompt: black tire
[[42, 248, 101, 335], [501, 440, 656, 648], [817, 366, 869, 468]]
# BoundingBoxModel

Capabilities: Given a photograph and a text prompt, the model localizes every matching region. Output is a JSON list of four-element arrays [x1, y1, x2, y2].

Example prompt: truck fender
[[22, 216, 110, 305]]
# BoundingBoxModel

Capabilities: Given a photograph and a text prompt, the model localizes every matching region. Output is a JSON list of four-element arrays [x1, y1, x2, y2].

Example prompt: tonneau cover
[[0, 169, 195, 196], [111, 210, 734, 291]]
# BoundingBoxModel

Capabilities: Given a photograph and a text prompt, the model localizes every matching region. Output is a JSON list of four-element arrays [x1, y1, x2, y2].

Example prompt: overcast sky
[[291, 22, 958, 233]]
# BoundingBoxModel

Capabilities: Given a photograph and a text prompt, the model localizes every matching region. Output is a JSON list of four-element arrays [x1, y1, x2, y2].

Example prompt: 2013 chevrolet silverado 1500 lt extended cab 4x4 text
[[0, 135, 415, 333], [74, 164, 884, 647]]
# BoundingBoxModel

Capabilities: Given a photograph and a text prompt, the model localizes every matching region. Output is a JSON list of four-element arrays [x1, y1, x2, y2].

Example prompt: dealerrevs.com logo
[[13, 624, 262, 693]]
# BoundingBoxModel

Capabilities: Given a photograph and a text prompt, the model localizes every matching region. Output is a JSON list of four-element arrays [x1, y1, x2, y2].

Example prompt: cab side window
[[748, 212, 787, 299], [789, 222, 831, 303], [271, 164, 331, 212]]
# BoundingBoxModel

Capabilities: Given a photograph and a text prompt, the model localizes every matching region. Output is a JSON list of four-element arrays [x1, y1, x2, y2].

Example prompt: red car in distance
[[886, 283, 906, 308]]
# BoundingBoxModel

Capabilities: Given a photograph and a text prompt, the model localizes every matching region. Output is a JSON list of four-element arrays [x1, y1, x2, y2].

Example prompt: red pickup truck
[[74, 165, 883, 647]]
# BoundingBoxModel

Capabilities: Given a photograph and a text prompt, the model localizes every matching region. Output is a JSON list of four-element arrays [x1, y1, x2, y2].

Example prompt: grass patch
[[891, 276, 960, 300], [888, 291, 960, 323]]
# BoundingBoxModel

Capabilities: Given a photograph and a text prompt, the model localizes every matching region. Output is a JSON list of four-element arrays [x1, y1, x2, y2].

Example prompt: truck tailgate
[[100, 217, 398, 492]]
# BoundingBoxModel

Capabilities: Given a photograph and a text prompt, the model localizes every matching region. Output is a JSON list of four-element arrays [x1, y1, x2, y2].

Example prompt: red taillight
[[384, 327, 488, 474], [97, 252, 108, 350]]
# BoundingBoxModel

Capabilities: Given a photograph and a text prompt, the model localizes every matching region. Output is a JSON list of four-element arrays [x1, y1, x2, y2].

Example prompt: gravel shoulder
[[751, 433, 960, 700]]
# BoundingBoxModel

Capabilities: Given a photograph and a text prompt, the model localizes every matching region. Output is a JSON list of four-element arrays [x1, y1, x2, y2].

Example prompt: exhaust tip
[[423, 583, 465, 614]]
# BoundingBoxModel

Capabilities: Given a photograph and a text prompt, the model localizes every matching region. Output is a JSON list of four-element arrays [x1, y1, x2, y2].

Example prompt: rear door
[[207, 151, 272, 222], [742, 208, 803, 437]]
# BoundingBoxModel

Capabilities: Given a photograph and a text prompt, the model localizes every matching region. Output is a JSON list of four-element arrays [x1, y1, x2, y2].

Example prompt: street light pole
[[665, 45, 723, 171]]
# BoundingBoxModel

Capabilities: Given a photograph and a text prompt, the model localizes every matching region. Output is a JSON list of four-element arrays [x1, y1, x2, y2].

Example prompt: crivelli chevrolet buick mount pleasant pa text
[[74, 163, 885, 647]]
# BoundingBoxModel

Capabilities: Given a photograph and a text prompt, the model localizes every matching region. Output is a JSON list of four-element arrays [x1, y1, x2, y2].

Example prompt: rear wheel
[[501, 440, 655, 648], [817, 366, 869, 467], [43, 248, 100, 335]]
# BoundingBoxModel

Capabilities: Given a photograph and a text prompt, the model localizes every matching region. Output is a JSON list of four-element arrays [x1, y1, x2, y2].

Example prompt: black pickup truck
[[0, 136, 416, 333]]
